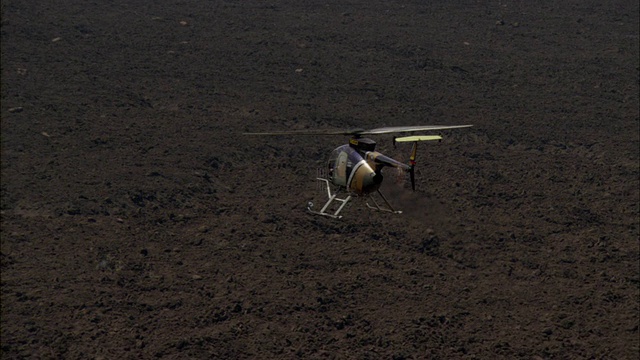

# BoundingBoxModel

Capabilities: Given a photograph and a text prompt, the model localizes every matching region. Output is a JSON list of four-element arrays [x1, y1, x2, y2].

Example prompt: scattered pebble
[[52, 37, 62, 42], [8, 107, 23, 113]]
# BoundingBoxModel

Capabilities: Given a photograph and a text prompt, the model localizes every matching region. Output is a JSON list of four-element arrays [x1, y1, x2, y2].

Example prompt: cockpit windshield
[[327, 145, 362, 187]]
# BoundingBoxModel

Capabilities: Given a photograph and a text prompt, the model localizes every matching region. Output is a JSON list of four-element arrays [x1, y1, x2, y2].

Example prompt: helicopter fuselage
[[327, 138, 410, 195]]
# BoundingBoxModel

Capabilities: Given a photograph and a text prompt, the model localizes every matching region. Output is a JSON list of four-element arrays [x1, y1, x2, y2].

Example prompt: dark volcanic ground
[[1, 1, 639, 358]]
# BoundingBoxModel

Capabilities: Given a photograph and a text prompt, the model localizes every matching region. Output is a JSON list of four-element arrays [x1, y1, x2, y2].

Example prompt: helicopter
[[245, 125, 472, 218]]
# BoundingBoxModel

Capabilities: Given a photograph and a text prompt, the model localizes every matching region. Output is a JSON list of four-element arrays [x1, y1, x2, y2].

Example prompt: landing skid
[[366, 189, 402, 214], [307, 178, 352, 219], [307, 178, 402, 218]]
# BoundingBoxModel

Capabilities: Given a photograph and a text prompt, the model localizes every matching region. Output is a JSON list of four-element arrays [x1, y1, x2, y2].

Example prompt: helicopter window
[[328, 149, 340, 170], [337, 152, 348, 178], [325, 148, 347, 186]]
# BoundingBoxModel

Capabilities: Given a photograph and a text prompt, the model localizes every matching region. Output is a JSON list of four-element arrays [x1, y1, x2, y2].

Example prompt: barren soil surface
[[1, 1, 639, 359]]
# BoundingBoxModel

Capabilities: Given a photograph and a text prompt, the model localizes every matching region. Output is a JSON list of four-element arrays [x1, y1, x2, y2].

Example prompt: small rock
[[191, 275, 202, 280], [8, 107, 23, 113]]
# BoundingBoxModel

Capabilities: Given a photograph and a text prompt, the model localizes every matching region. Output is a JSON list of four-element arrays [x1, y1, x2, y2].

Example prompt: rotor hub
[[348, 137, 376, 152]]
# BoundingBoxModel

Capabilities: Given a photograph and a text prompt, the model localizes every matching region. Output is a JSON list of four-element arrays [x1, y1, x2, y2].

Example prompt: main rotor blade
[[358, 125, 472, 135], [243, 128, 365, 136], [243, 124, 472, 136]]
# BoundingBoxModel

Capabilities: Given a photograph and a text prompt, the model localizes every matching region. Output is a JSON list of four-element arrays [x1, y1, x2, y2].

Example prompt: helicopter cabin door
[[328, 146, 350, 187]]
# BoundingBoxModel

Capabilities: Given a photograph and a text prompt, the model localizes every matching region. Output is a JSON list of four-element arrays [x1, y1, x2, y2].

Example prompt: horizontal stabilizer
[[394, 135, 442, 142]]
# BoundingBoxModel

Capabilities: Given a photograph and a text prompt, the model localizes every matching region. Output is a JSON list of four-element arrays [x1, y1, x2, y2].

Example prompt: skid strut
[[307, 178, 352, 219], [366, 189, 402, 214]]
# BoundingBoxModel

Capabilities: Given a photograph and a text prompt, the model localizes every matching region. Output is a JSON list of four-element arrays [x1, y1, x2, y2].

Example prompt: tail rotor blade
[[409, 141, 418, 191], [410, 165, 415, 191]]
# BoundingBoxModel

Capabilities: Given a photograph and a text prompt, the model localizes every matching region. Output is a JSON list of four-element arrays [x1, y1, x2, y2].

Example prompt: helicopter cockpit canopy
[[327, 145, 356, 187]]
